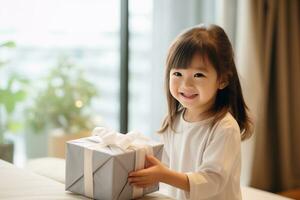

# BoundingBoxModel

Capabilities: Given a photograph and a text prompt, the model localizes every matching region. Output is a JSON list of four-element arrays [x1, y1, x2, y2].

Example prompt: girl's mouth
[[180, 92, 198, 99]]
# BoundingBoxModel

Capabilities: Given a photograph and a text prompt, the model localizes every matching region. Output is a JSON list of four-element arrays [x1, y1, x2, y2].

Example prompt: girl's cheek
[[169, 85, 178, 100], [169, 80, 175, 90], [170, 78, 180, 86]]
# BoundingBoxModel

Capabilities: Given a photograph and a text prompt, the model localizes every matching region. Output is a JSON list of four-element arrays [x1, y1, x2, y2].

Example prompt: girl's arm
[[128, 155, 190, 191], [160, 165, 190, 191]]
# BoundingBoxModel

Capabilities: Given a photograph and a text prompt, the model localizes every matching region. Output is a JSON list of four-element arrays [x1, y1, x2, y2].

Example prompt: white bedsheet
[[0, 159, 292, 200]]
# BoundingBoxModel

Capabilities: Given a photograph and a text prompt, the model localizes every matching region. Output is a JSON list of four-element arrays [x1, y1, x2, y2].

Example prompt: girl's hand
[[128, 155, 168, 188]]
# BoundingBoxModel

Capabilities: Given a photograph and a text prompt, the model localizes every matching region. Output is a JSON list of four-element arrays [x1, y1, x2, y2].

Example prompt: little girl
[[128, 24, 253, 200]]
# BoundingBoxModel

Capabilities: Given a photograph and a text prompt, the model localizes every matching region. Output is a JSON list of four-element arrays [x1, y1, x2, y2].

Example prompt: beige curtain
[[248, 0, 300, 192]]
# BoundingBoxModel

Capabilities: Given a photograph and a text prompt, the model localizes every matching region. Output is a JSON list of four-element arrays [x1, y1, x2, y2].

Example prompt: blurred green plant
[[0, 41, 28, 144], [26, 57, 98, 135]]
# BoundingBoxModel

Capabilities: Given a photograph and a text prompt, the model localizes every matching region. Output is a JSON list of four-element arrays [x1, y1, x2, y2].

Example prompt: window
[[128, 0, 153, 135], [0, 0, 120, 166]]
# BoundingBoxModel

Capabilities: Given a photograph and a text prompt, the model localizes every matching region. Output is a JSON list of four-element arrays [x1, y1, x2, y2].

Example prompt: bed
[[0, 159, 293, 200]]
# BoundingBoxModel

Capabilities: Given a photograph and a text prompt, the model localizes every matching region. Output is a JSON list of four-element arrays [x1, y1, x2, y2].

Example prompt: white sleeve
[[184, 126, 241, 199]]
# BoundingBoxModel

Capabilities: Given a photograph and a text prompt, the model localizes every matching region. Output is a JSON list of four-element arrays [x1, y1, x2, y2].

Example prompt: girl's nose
[[182, 78, 193, 88]]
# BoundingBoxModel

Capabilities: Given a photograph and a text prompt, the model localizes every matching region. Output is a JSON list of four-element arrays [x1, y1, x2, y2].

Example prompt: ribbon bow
[[89, 127, 152, 151], [84, 127, 154, 199]]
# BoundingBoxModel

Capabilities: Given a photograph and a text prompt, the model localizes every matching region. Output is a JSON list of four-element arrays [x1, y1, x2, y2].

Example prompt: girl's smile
[[179, 92, 198, 100]]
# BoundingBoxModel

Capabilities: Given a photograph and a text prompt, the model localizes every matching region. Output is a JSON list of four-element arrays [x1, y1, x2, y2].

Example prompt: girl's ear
[[218, 79, 229, 90]]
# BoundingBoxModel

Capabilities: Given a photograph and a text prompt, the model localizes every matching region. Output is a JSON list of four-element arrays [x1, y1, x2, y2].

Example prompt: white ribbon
[[83, 127, 154, 199]]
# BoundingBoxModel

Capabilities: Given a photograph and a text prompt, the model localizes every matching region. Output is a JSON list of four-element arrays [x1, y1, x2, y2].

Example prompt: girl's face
[[169, 53, 223, 121]]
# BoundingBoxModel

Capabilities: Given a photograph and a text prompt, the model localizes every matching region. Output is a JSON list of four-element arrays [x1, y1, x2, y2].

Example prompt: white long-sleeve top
[[159, 109, 242, 200]]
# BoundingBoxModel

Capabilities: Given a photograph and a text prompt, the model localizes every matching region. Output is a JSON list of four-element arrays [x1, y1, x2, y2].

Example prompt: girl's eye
[[172, 72, 182, 76], [194, 73, 205, 78]]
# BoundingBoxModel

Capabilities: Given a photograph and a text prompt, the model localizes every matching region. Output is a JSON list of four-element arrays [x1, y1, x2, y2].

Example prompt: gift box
[[65, 127, 164, 200]]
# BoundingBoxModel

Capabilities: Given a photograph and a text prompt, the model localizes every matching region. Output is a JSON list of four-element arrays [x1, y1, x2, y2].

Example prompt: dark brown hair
[[158, 24, 253, 140]]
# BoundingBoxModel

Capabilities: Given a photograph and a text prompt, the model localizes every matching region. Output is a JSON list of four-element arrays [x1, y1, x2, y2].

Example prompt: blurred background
[[0, 0, 299, 197]]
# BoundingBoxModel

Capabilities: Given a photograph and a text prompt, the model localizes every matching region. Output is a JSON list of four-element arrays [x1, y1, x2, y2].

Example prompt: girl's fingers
[[128, 176, 149, 184], [146, 155, 160, 165], [129, 168, 149, 177]]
